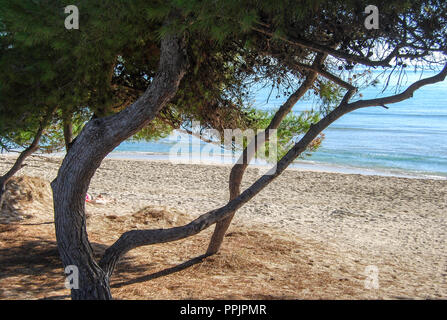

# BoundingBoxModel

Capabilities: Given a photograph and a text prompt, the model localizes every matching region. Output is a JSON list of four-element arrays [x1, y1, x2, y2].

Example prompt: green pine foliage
[[0, 0, 445, 155]]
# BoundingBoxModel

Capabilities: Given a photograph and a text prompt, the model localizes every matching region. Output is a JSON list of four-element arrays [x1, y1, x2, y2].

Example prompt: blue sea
[[113, 69, 447, 179]]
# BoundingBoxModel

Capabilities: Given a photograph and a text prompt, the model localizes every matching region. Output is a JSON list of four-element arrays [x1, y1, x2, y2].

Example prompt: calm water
[[114, 70, 447, 179]]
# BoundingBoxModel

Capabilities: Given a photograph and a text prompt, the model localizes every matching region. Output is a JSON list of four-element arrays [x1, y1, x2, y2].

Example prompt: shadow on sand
[[0, 236, 210, 300]]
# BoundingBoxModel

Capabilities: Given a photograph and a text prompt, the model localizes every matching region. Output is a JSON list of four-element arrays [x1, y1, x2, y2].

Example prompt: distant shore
[[7, 150, 444, 180], [108, 151, 447, 180]]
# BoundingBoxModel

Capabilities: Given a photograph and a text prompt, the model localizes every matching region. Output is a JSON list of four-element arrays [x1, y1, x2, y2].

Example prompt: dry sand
[[0, 154, 446, 299]]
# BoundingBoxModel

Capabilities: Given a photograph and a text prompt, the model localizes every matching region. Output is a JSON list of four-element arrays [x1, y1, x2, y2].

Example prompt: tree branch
[[0, 139, 12, 153], [252, 27, 400, 68], [1, 109, 54, 182], [177, 127, 219, 145], [293, 62, 356, 91], [99, 89, 337, 276], [345, 63, 447, 111]]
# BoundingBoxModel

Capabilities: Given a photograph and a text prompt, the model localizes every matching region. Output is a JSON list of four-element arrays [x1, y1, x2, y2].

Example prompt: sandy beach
[[0, 154, 446, 299]]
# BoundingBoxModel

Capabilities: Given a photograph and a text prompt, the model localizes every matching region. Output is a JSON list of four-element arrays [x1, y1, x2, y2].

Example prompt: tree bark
[[0, 178, 7, 210], [62, 110, 73, 152], [51, 34, 188, 300], [206, 54, 325, 255]]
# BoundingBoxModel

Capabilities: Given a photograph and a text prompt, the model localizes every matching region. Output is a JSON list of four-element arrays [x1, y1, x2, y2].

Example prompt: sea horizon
[[3, 69, 446, 180]]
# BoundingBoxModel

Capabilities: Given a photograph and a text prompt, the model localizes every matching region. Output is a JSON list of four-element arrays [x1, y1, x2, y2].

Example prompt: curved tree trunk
[[51, 34, 187, 300], [206, 55, 325, 255]]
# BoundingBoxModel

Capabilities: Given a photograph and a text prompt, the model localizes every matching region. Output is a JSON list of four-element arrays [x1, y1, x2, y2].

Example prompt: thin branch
[[1, 108, 55, 208], [0, 139, 12, 153], [177, 127, 219, 145], [234, 53, 326, 167], [346, 63, 447, 111], [293, 62, 356, 91], [1, 109, 54, 182], [252, 26, 400, 68], [156, 114, 223, 146]]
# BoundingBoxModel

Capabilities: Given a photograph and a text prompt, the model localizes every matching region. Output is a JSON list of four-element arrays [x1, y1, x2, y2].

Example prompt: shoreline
[[9, 151, 445, 181]]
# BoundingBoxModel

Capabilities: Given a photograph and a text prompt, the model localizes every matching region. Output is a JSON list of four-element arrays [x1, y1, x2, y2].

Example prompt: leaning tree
[[0, 8, 95, 205], [2, 0, 446, 299]]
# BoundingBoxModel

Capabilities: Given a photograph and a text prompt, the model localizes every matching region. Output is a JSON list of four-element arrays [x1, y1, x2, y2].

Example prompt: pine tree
[[0, 0, 445, 299]]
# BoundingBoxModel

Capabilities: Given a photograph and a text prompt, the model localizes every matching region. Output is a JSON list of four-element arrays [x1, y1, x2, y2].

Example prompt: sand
[[0, 154, 446, 299]]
